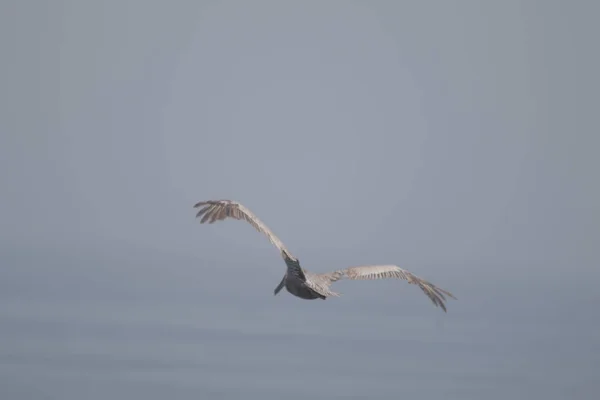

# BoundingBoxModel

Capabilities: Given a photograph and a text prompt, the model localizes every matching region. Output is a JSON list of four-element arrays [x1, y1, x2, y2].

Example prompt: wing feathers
[[325, 265, 455, 312], [193, 199, 296, 260]]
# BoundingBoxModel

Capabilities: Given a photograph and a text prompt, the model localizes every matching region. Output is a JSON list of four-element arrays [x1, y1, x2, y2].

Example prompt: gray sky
[[2, 0, 599, 293], [1, 1, 599, 398]]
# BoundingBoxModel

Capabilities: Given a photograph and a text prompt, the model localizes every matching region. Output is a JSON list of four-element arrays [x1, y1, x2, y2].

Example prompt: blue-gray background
[[1, 1, 599, 399]]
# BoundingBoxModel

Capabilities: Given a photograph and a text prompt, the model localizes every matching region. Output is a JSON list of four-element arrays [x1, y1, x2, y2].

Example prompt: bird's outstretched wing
[[319, 265, 456, 312], [193, 199, 296, 260]]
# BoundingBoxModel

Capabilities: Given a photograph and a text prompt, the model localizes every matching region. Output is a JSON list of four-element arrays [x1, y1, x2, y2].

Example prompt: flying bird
[[193, 199, 456, 312]]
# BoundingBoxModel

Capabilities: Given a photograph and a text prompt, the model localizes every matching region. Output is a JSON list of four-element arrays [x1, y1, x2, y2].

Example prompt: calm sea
[[1, 249, 597, 399]]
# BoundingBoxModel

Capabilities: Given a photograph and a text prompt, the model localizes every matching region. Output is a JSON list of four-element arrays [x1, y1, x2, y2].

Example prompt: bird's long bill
[[274, 275, 286, 295]]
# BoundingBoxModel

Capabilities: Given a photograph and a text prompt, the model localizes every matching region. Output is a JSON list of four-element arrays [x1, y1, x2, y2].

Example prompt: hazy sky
[[1, 1, 599, 398], [3, 0, 599, 291]]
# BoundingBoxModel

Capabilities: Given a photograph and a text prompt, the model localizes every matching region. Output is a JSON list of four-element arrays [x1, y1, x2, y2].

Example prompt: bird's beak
[[274, 275, 285, 296]]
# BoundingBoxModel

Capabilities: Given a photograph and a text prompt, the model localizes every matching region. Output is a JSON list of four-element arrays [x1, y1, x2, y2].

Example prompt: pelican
[[193, 199, 456, 312]]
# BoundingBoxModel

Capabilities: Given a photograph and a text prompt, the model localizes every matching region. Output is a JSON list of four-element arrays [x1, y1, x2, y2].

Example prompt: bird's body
[[284, 275, 327, 300], [193, 199, 456, 312], [278, 255, 328, 300]]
